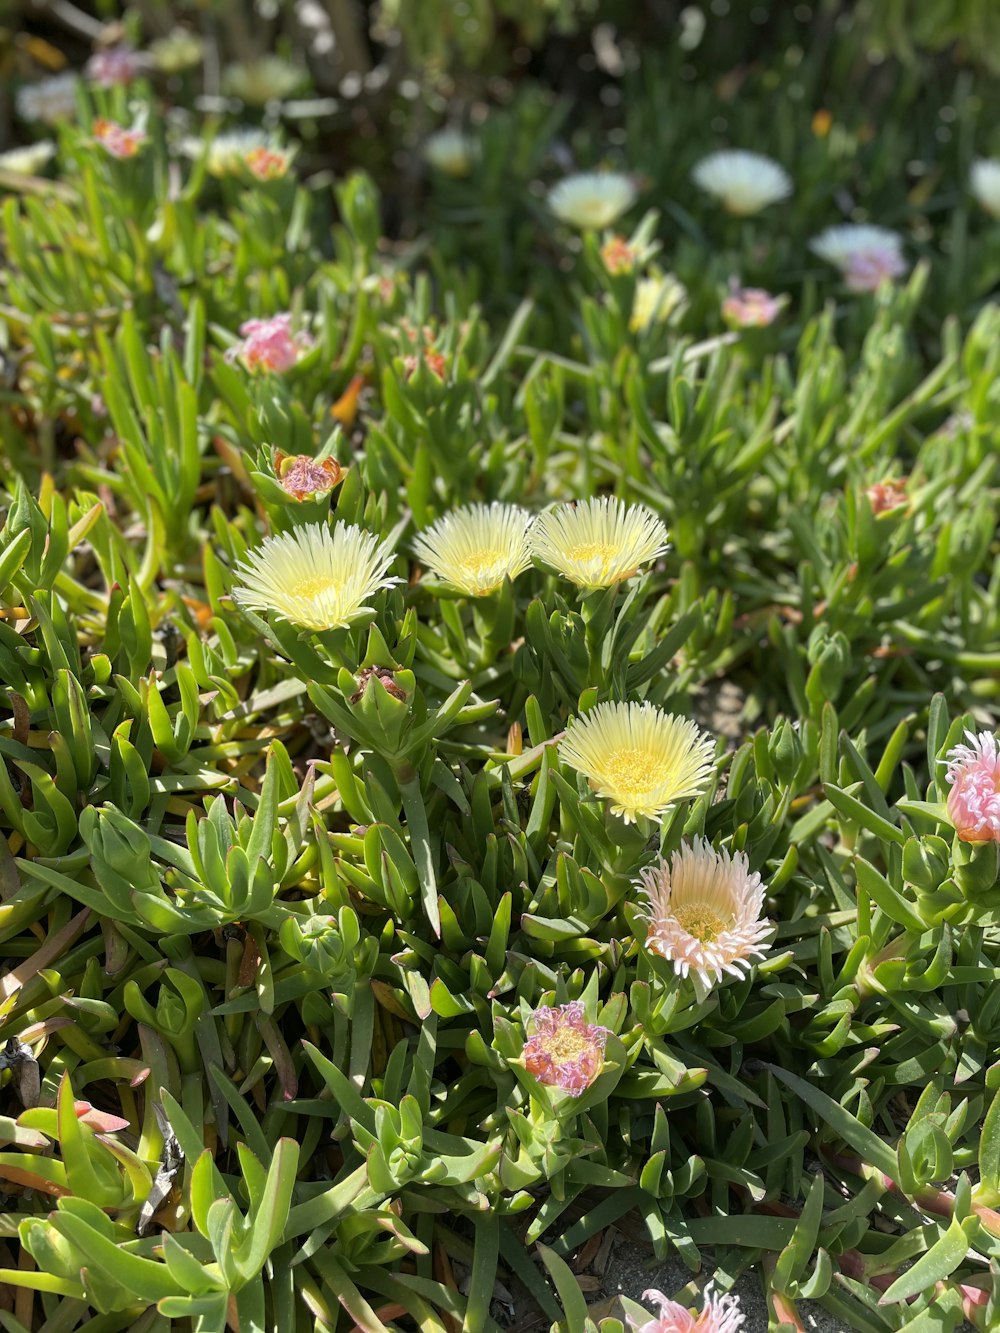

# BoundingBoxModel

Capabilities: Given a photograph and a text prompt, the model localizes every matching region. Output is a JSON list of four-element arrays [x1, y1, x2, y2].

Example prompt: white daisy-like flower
[[560, 702, 716, 825], [423, 128, 478, 178], [810, 224, 907, 292], [630, 272, 687, 332], [636, 838, 771, 988], [691, 150, 792, 215], [970, 159, 1000, 220], [530, 497, 669, 589], [547, 171, 638, 230], [944, 730, 1000, 844], [180, 128, 290, 178], [413, 503, 533, 596], [15, 73, 80, 126], [233, 523, 399, 631], [0, 141, 56, 176]]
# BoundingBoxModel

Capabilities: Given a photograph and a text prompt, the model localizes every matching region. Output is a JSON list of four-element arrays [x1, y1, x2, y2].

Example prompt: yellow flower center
[[457, 547, 503, 576], [542, 1026, 592, 1064], [290, 575, 341, 601], [673, 902, 730, 943], [565, 541, 621, 565], [600, 746, 665, 798]]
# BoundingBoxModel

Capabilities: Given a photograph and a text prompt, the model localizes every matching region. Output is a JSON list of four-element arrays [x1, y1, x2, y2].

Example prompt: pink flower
[[227, 314, 311, 374], [844, 249, 907, 293], [866, 479, 907, 515], [636, 839, 771, 989], [86, 46, 144, 89], [629, 1284, 745, 1333], [93, 118, 147, 159], [721, 285, 785, 329], [945, 731, 1000, 843], [522, 1001, 609, 1095], [244, 146, 292, 180]]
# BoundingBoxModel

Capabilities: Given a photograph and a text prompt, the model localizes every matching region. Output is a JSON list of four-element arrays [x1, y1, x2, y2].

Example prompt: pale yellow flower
[[223, 57, 306, 106], [636, 839, 771, 988], [149, 29, 205, 75], [181, 128, 291, 178], [413, 503, 533, 596], [530, 498, 668, 589], [559, 701, 715, 824], [691, 150, 791, 215], [0, 141, 55, 175], [547, 171, 637, 229], [630, 273, 686, 332], [233, 523, 398, 630]]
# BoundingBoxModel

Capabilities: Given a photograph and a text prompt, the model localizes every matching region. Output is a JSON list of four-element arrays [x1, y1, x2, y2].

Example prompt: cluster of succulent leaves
[[2, 8, 1000, 1333]]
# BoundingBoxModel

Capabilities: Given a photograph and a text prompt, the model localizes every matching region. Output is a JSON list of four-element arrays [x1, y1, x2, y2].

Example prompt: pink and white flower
[[722, 284, 786, 329], [945, 731, 1000, 843], [810, 224, 907, 292], [93, 118, 147, 160], [86, 45, 145, 88], [522, 1001, 610, 1095], [227, 314, 312, 374], [636, 839, 771, 988], [629, 1283, 745, 1333]]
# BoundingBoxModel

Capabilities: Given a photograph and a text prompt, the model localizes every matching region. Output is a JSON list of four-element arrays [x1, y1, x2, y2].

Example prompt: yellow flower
[[413, 503, 533, 596], [0, 141, 55, 176], [560, 701, 716, 824], [423, 128, 478, 178], [530, 498, 668, 589], [233, 523, 398, 630], [547, 171, 637, 230], [223, 57, 305, 106], [629, 272, 686, 332]]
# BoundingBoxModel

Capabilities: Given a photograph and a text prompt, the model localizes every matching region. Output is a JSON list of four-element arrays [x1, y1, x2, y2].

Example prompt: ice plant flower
[[149, 28, 205, 74], [722, 284, 786, 329], [274, 452, 342, 501], [15, 73, 79, 125], [412, 503, 534, 596], [547, 171, 638, 229], [181, 128, 285, 177], [601, 234, 638, 274], [0, 141, 55, 175], [636, 839, 771, 987], [227, 314, 311, 374], [944, 731, 1000, 843], [628, 1283, 746, 1333], [86, 45, 144, 88], [970, 159, 1000, 220], [560, 702, 715, 824], [810, 224, 907, 292], [691, 150, 792, 215], [630, 273, 686, 332], [866, 479, 907, 515], [93, 119, 147, 159], [522, 1002, 610, 1095], [233, 523, 399, 631], [423, 128, 478, 177], [223, 57, 305, 105], [530, 497, 669, 589], [244, 146, 293, 180]]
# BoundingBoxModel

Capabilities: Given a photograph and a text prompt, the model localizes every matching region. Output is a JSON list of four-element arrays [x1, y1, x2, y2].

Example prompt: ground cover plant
[[1, 1, 1000, 1331]]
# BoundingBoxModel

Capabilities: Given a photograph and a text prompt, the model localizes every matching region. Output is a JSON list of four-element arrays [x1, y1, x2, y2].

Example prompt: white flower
[[423, 128, 478, 178], [531, 497, 669, 589], [970, 159, 1000, 220], [547, 171, 638, 229], [636, 839, 771, 988], [223, 57, 306, 106], [0, 141, 56, 176], [413, 503, 534, 596], [810, 224, 907, 292], [15, 73, 79, 126], [559, 702, 716, 825], [180, 128, 289, 178], [233, 523, 399, 631], [691, 150, 792, 215], [630, 273, 687, 332]]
